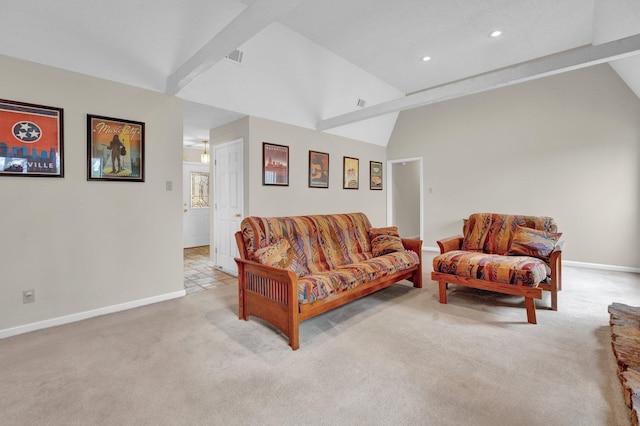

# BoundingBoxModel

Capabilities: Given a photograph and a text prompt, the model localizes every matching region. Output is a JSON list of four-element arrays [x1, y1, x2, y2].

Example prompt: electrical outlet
[[23, 289, 35, 304]]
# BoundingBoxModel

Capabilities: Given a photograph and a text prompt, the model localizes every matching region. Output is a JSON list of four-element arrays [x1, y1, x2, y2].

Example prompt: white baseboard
[[421, 247, 639, 274], [0, 289, 186, 340], [562, 260, 640, 274]]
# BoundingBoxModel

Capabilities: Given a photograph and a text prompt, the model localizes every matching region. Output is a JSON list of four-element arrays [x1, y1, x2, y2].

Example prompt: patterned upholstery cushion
[[252, 238, 306, 277], [507, 226, 562, 262], [371, 234, 404, 257], [368, 226, 399, 238], [461, 213, 557, 255], [298, 250, 420, 303], [433, 250, 547, 287], [241, 213, 373, 275]]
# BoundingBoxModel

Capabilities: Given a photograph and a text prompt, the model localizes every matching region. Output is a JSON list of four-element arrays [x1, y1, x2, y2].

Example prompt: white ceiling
[[1, 0, 639, 147]]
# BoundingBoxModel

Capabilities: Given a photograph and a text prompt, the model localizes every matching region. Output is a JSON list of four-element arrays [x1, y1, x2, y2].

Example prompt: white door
[[213, 139, 243, 276], [183, 162, 211, 248]]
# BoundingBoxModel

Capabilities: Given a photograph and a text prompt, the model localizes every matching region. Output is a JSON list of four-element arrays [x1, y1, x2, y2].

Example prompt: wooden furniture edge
[[436, 235, 463, 254], [298, 266, 420, 320], [235, 257, 300, 349], [539, 241, 563, 310], [431, 271, 543, 324], [401, 238, 423, 288]]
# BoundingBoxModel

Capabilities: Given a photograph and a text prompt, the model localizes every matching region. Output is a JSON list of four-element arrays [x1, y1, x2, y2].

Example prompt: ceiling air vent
[[225, 49, 244, 64]]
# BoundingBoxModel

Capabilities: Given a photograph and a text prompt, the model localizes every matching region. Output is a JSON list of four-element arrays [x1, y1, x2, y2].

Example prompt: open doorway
[[387, 157, 423, 244], [183, 162, 211, 248]]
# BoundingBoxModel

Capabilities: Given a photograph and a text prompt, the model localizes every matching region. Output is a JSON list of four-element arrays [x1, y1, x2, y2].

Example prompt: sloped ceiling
[[0, 0, 639, 147], [592, 0, 640, 98]]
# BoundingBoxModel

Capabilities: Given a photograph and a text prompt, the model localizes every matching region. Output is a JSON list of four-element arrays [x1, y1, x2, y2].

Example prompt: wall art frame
[[263, 142, 289, 186], [343, 156, 359, 189], [0, 98, 64, 177], [308, 150, 329, 188], [87, 114, 145, 182], [370, 161, 383, 190]]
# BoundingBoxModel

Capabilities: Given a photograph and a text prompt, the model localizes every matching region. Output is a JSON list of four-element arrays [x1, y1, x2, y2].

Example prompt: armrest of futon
[[234, 257, 298, 320], [546, 240, 564, 287], [436, 235, 463, 254], [401, 238, 422, 255], [549, 240, 564, 265], [234, 257, 298, 284]]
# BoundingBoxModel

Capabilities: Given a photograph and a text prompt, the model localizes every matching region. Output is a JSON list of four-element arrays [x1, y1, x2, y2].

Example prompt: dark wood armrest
[[235, 257, 298, 322], [436, 235, 463, 254], [235, 257, 297, 283], [401, 238, 422, 255]]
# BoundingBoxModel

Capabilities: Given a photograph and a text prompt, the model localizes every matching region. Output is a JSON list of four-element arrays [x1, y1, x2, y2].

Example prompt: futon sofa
[[234, 212, 423, 350], [431, 213, 563, 324]]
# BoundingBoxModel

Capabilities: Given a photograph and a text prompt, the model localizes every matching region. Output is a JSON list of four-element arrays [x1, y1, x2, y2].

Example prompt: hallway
[[183, 246, 236, 294]]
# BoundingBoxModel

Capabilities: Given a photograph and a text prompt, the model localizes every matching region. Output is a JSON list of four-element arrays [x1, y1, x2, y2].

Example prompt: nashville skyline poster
[[0, 99, 64, 177]]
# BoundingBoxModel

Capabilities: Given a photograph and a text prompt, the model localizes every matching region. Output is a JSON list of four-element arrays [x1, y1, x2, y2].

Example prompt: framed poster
[[343, 156, 359, 189], [0, 99, 64, 177], [370, 161, 383, 190], [87, 114, 144, 182], [309, 150, 329, 188], [263, 142, 289, 186]]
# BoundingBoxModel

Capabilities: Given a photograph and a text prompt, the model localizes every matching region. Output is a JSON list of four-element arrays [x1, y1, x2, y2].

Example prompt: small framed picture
[[370, 161, 383, 190], [0, 99, 64, 177], [309, 150, 329, 188], [87, 114, 145, 182], [263, 142, 289, 186], [343, 156, 359, 189]]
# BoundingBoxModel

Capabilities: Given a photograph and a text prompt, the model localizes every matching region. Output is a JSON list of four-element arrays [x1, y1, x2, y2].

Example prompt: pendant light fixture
[[201, 140, 210, 164]]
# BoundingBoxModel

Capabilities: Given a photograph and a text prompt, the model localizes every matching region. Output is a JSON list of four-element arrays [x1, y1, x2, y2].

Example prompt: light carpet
[[1, 261, 639, 426]]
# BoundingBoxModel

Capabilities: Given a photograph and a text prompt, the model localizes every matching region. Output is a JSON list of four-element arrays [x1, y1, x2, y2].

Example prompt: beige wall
[[211, 116, 388, 227], [182, 147, 203, 163], [209, 116, 250, 214], [387, 64, 640, 269], [0, 55, 184, 333]]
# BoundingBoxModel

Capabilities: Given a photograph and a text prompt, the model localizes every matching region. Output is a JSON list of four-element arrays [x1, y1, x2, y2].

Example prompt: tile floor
[[183, 246, 237, 294]]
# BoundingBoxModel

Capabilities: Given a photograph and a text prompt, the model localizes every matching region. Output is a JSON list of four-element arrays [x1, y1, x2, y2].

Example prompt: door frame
[[386, 157, 424, 248], [182, 161, 211, 248], [212, 138, 244, 275]]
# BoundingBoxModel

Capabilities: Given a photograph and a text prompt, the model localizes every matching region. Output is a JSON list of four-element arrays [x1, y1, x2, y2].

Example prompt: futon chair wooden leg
[[525, 297, 537, 324], [438, 282, 448, 304], [238, 290, 248, 320], [289, 327, 300, 350], [550, 290, 558, 312], [411, 269, 423, 288]]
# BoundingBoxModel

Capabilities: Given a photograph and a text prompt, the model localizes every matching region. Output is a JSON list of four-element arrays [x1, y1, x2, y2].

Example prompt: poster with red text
[[0, 99, 64, 177], [87, 114, 144, 182]]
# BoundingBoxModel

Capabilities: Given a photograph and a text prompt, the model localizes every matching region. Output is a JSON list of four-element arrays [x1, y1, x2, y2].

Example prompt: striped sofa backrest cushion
[[240, 212, 373, 274], [461, 213, 556, 255]]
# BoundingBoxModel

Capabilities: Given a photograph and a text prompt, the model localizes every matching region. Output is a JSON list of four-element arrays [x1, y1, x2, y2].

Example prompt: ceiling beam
[[317, 32, 640, 131], [166, 0, 305, 96]]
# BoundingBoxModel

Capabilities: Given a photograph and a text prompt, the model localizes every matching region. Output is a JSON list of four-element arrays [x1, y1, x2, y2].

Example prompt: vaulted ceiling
[[1, 0, 639, 147]]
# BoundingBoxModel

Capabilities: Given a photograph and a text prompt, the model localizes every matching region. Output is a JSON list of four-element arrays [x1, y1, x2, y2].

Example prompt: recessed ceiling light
[[489, 30, 502, 38], [421, 56, 431, 62]]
